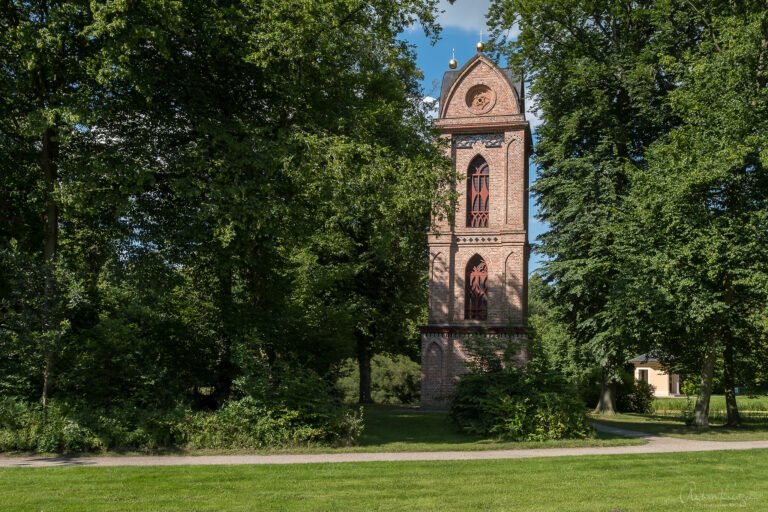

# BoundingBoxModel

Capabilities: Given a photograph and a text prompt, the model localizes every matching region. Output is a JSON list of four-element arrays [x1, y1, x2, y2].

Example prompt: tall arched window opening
[[467, 156, 489, 228], [465, 255, 488, 320]]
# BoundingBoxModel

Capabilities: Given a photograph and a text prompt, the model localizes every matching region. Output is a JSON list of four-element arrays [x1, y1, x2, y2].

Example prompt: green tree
[[488, 0, 693, 413], [0, 0, 105, 415], [625, 4, 768, 427], [527, 273, 579, 379], [2, 0, 450, 417], [288, 132, 452, 403]]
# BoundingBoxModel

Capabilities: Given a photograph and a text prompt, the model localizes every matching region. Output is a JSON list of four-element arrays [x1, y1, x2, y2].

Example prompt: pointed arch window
[[465, 255, 488, 320], [467, 156, 489, 228]]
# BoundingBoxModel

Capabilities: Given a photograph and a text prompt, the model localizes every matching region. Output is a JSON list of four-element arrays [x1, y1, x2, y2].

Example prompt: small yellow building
[[629, 354, 681, 397]]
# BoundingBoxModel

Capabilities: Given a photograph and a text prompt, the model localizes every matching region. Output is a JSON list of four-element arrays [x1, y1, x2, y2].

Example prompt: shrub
[[617, 380, 656, 414], [682, 378, 699, 397], [336, 354, 421, 404], [0, 396, 362, 453], [449, 366, 591, 441], [0, 356, 364, 454], [178, 398, 322, 449], [232, 360, 363, 445], [177, 397, 363, 450], [0, 399, 103, 453]]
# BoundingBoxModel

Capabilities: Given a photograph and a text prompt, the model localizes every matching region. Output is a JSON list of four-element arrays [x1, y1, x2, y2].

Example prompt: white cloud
[[437, 0, 491, 33], [422, 95, 439, 120]]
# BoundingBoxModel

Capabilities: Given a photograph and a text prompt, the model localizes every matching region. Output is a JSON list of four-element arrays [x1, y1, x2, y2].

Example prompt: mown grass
[[2, 449, 767, 511], [592, 413, 768, 441], [344, 404, 642, 452], [654, 395, 768, 422]]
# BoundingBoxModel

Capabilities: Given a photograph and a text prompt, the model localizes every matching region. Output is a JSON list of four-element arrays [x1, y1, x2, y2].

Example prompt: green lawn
[[592, 413, 768, 441], [342, 405, 642, 452], [2, 450, 767, 511], [654, 395, 768, 421]]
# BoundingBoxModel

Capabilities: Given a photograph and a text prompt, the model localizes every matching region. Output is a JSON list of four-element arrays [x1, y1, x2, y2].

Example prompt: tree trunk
[[593, 371, 617, 415], [692, 350, 716, 428], [357, 338, 373, 404], [43, 127, 58, 264], [214, 261, 234, 406], [41, 125, 59, 419], [41, 352, 54, 423], [723, 340, 741, 427]]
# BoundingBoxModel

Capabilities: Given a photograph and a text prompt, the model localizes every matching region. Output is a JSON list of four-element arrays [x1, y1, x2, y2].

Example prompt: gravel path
[[2, 424, 767, 468]]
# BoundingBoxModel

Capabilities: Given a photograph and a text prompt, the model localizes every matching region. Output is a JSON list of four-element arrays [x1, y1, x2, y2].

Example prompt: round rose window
[[465, 85, 496, 114]]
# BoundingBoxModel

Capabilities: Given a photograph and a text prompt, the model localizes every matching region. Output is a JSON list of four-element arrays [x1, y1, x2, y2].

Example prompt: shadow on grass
[[358, 404, 633, 449], [357, 404, 476, 447]]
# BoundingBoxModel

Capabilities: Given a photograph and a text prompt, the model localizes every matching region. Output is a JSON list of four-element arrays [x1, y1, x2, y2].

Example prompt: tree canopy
[[0, 0, 452, 429], [490, 0, 768, 425]]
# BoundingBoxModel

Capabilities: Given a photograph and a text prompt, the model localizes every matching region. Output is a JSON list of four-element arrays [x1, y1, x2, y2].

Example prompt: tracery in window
[[465, 254, 488, 320], [467, 156, 489, 228]]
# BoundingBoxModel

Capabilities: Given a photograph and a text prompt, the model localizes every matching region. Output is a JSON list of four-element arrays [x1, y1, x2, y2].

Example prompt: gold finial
[[476, 30, 485, 52], [448, 48, 457, 69]]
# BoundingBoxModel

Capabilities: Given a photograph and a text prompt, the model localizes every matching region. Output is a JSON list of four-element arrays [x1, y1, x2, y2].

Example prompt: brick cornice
[[427, 230, 528, 245], [420, 324, 528, 335], [434, 115, 528, 133]]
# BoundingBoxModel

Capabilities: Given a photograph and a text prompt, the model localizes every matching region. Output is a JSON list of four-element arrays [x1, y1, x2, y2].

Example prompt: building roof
[[629, 353, 660, 364], [438, 53, 524, 116]]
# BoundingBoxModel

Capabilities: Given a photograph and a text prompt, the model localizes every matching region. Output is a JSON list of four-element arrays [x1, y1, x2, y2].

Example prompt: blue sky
[[402, 0, 546, 274]]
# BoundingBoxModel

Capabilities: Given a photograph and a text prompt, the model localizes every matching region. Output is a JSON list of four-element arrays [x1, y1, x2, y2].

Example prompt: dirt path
[[2, 424, 767, 468]]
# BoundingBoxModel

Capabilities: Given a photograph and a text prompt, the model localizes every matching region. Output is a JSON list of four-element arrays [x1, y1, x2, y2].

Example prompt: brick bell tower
[[420, 47, 531, 408]]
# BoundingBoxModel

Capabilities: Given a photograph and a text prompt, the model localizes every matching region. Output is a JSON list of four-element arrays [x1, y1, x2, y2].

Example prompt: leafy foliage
[[489, 0, 768, 423], [0, 361, 362, 452], [337, 354, 421, 405], [179, 398, 363, 450], [449, 337, 590, 441], [0, 0, 449, 451], [617, 380, 656, 415], [0, 397, 362, 453], [621, 5, 768, 426], [487, 0, 694, 412], [450, 365, 591, 441]]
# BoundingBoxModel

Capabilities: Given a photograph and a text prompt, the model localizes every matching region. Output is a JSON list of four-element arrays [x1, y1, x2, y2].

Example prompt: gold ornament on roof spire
[[448, 48, 457, 69], [476, 30, 485, 52]]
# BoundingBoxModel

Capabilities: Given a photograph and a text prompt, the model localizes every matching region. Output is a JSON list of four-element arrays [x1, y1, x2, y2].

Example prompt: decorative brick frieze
[[454, 133, 504, 148]]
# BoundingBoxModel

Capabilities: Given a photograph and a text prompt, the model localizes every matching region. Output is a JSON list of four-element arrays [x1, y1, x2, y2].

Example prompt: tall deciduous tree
[[2, 0, 450, 410], [488, 0, 691, 413], [85, 0, 450, 403], [626, 4, 768, 428], [0, 0, 101, 414]]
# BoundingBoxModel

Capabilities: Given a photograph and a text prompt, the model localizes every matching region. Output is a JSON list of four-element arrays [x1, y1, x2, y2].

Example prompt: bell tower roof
[[438, 53, 525, 121]]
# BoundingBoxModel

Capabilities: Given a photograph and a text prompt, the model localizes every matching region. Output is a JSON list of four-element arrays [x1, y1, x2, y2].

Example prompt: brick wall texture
[[421, 54, 530, 408]]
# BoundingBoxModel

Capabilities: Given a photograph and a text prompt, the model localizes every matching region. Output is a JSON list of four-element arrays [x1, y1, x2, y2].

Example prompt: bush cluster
[[0, 399, 174, 452], [179, 397, 362, 450], [617, 380, 656, 414], [0, 364, 363, 453], [450, 365, 591, 441], [0, 397, 362, 453]]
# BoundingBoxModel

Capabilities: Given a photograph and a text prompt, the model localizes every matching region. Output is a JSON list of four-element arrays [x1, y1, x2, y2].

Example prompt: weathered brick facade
[[421, 53, 531, 408]]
